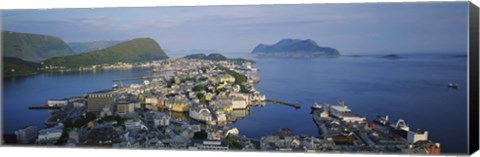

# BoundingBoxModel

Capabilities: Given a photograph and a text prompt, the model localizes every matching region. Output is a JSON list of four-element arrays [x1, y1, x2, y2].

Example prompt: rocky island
[[251, 39, 340, 58]]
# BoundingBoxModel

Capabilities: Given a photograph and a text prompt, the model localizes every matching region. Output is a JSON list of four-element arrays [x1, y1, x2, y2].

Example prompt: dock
[[265, 99, 301, 109], [112, 75, 164, 82], [28, 105, 61, 110]]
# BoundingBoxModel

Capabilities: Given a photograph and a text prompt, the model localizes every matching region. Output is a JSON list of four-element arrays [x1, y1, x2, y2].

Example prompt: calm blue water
[[2, 70, 148, 132], [2, 54, 468, 154]]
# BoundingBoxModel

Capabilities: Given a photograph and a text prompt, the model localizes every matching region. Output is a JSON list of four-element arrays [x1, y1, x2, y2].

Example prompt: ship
[[447, 83, 458, 89], [311, 102, 323, 110]]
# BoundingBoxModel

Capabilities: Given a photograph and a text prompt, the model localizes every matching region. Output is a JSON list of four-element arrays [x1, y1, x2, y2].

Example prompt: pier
[[112, 75, 164, 82], [28, 105, 61, 110], [265, 99, 301, 109]]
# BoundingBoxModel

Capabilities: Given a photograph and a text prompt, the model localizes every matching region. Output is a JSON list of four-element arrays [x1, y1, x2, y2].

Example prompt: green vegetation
[[216, 64, 251, 93], [192, 84, 206, 92], [2, 31, 74, 61], [184, 53, 227, 61], [64, 112, 97, 129], [97, 115, 130, 126], [68, 40, 124, 54], [226, 135, 242, 150], [44, 38, 169, 68], [3, 56, 40, 77], [184, 53, 255, 64]]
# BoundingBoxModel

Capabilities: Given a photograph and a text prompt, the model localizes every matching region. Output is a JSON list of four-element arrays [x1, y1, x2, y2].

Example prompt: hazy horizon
[[2, 2, 469, 54]]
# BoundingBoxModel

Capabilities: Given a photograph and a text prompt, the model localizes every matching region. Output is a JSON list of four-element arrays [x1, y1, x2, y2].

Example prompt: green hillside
[[68, 40, 124, 53], [44, 38, 169, 68], [3, 56, 40, 77], [2, 31, 74, 61]]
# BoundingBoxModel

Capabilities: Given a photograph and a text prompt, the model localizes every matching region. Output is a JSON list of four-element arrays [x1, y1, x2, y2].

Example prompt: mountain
[[183, 53, 254, 63], [251, 39, 340, 57], [44, 38, 169, 68], [3, 56, 40, 77], [68, 40, 125, 54], [184, 53, 227, 61], [2, 31, 74, 61]]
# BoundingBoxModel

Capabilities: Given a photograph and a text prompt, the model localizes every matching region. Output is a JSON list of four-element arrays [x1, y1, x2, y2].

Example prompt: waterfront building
[[407, 130, 429, 144], [87, 92, 116, 112], [189, 107, 213, 122], [329, 105, 366, 123], [232, 96, 248, 109], [73, 100, 85, 108], [14, 125, 38, 144], [47, 99, 68, 107]]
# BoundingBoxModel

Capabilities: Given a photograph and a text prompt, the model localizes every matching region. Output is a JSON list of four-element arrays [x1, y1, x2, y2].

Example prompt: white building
[[14, 125, 38, 144], [189, 107, 213, 122], [99, 105, 113, 118], [329, 105, 366, 123], [407, 130, 428, 144], [151, 112, 170, 127], [48, 99, 68, 107], [232, 96, 248, 109], [37, 126, 63, 144], [188, 140, 229, 151], [124, 119, 146, 131]]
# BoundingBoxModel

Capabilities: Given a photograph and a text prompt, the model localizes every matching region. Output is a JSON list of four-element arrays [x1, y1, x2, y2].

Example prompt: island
[[381, 54, 404, 59], [251, 39, 340, 58]]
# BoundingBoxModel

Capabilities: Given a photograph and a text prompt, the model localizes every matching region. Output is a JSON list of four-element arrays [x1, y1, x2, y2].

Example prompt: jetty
[[265, 99, 301, 109], [28, 105, 61, 110]]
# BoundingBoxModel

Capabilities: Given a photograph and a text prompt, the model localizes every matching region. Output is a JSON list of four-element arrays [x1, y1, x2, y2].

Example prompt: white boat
[[448, 83, 458, 89], [311, 102, 322, 110]]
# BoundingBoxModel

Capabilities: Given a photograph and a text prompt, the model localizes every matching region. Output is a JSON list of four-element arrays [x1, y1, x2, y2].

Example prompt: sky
[[1, 2, 469, 54]]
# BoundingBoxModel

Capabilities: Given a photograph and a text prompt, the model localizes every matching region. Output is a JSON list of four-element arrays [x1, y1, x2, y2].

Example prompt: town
[[12, 58, 440, 154]]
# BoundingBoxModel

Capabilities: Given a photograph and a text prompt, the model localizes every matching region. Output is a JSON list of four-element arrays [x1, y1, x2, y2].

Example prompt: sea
[[2, 52, 468, 154]]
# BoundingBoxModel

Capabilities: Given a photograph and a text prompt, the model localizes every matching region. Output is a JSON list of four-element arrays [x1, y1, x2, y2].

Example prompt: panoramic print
[[1, 2, 469, 155]]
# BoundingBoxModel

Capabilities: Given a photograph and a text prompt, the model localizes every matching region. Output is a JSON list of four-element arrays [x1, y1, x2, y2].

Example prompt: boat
[[311, 102, 323, 110], [448, 83, 458, 89]]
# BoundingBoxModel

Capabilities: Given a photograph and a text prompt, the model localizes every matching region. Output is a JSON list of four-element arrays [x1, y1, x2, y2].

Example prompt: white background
[[0, 0, 478, 157]]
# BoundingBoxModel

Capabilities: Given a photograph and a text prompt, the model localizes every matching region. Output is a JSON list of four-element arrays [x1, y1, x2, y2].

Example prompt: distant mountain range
[[252, 39, 340, 57], [68, 40, 125, 54], [2, 31, 75, 61], [44, 38, 169, 68]]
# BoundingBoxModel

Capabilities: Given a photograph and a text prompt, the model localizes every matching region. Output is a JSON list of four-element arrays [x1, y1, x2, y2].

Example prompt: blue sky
[[2, 2, 469, 54]]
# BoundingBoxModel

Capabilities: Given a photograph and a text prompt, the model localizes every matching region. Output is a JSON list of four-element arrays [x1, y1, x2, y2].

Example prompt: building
[[188, 140, 229, 151], [232, 96, 248, 109], [37, 125, 63, 144], [87, 92, 116, 112], [329, 105, 366, 123], [99, 105, 114, 118], [124, 119, 146, 131], [116, 103, 134, 115], [168, 99, 190, 112], [47, 99, 68, 107], [189, 107, 213, 122], [86, 126, 121, 146], [407, 130, 428, 144], [144, 111, 170, 128], [14, 125, 38, 144]]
